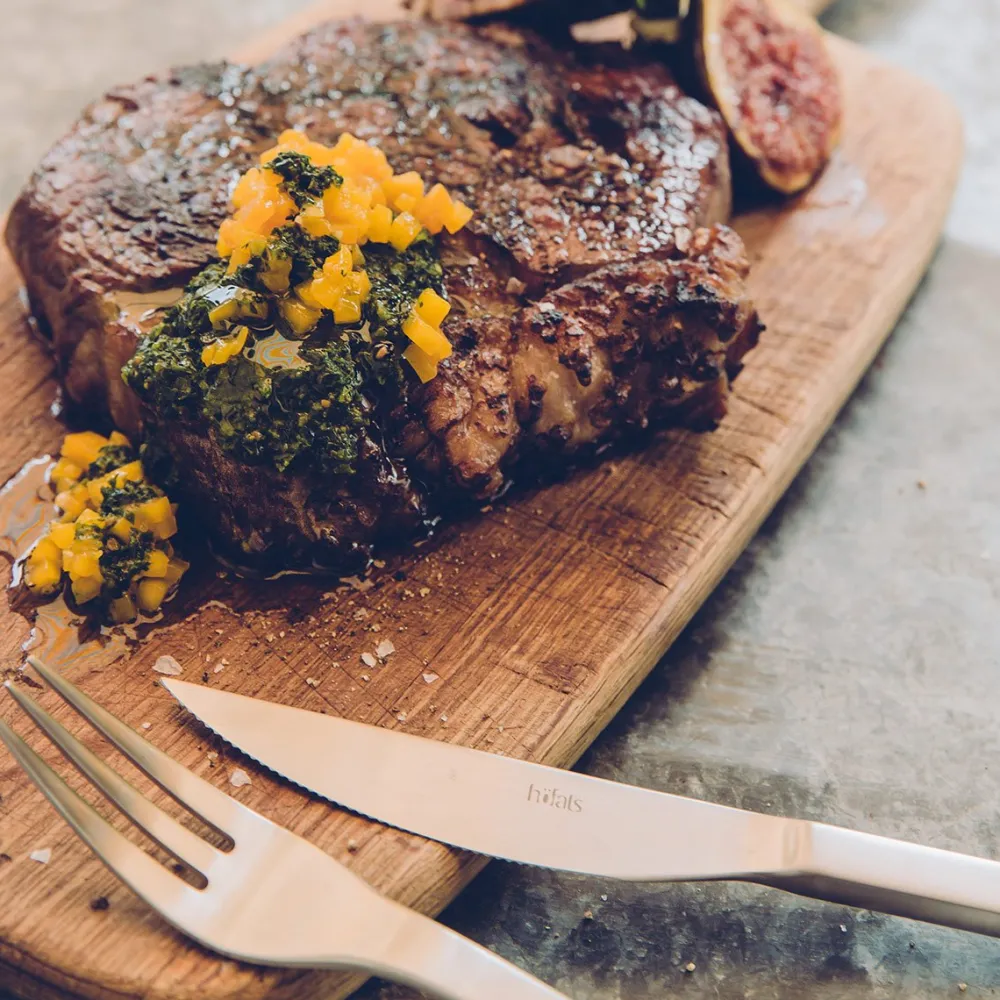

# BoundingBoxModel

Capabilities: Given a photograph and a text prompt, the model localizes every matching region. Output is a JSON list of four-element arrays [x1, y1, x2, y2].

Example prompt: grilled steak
[[6, 19, 761, 569]]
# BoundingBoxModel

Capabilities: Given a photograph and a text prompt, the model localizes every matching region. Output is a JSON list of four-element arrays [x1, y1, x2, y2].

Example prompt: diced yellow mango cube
[[281, 299, 322, 336], [134, 497, 177, 539], [366, 204, 393, 243], [295, 281, 325, 311], [76, 507, 102, 526], [322, 247, 355, 279], [344, 139, 392, 182], [208, 299, 239, 328], [415, 184, 453, 235], [111, 517, 133, 543], [56, 484, 89, 522], [388, 212, 423, 252], [395, 193, 418, 214], [201, 327, 249, 367], [69, 550, 102, 581], [108, 431, 131, 447], [415, 288, 451, 327], [383, 172, 425, 210], [137, 578, 170, 613], [346, 270, 371, 301], [144, 549, 170, 578], [30, 536, 62, 565], [163, 557, 190, 587], [330, 223, 363, 245], [61, 432, 108, 469], [48, 522, 76, 549], [444, 200, 474, 234], [297, 207, 336, 239], [333, 296, 362, 326], [310, 275, 348, 311], [51, 457, 83, 488], [403, 342, 439, 383], [71, 575, 102, 605], [26, 559, 61, 594], [403, 313, 452, 362], [109, 595, 138, 623]]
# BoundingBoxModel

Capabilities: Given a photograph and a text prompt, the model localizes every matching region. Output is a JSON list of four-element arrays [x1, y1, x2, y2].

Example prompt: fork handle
[[375, 906, 569, 1000]]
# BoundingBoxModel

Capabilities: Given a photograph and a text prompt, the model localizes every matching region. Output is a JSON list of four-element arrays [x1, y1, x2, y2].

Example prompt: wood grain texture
[[0, 4, 961, 999]]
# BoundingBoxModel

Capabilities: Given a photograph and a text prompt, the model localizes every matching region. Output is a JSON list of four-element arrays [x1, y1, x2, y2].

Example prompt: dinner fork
[[0, 656, 570, 1000]]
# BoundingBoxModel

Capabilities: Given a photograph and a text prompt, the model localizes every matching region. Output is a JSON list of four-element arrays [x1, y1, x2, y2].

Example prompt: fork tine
[[5, 681, 218, 880], [27, 656, 243, 840], [0, 719, 198, 913]]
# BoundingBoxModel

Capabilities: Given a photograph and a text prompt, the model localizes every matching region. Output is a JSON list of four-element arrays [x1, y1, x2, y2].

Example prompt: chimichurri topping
[[123, 129, 474, 479]]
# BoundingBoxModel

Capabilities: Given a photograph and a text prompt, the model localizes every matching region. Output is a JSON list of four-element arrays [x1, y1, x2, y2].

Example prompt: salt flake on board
[[153, 655, 182, 677]]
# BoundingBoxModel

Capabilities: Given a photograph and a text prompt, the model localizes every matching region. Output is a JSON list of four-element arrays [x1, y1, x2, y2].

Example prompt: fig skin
[[693, 0, 843, 194]]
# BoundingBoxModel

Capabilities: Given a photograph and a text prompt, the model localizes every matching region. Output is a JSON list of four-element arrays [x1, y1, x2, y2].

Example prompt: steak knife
[[164, 679, 1000, 938]]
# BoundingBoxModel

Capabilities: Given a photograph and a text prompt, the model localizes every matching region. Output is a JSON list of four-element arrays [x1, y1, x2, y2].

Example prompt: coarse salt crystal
[[29, 848, 51, 864], [422, 672, 439, 684], [230, 769, 252, 788], [306, 677, 319, 688], [141, 722, 151, 730], [153, 655, 182, 676], [376, 639, 395, 659], [361, 652, 377, 668]]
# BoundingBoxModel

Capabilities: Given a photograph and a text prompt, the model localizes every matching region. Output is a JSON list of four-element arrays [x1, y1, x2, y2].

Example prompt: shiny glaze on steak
[[6, 20, 760, 568]]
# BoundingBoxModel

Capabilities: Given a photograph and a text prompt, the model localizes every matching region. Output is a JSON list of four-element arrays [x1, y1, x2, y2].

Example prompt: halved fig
[[694, 0, 842, 194]]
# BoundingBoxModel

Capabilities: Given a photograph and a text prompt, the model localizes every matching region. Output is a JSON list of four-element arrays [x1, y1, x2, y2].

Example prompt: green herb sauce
[[266, 151, 342, 208], [122, 225, 445, 479]]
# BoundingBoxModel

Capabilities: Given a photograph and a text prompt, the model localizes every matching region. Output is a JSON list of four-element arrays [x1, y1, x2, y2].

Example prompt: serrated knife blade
[[163, 678, 1000, 937]]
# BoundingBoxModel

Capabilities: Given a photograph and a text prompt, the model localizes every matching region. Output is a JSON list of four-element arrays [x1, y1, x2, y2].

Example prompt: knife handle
[[764, 820, 1000, 937], [376, 904, 570, 1000]]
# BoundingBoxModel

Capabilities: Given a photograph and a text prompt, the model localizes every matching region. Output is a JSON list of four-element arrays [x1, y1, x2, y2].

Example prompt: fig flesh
[[695, 0, 842, 194]]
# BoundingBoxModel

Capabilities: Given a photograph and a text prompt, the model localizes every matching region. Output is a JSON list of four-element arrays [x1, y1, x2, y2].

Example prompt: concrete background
[[2, 0, 999, 997]]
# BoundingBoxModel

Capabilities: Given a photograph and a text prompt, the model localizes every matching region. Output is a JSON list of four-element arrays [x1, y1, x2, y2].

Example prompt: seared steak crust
[[6, 19, 760, 568]]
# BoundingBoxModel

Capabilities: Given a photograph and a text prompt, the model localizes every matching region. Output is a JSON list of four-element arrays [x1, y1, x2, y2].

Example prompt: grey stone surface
[[2, 0, 998, 997]]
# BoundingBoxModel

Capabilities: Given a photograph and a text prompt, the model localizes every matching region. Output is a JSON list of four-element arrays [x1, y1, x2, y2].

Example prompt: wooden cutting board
[[0, 1, 962, 998]]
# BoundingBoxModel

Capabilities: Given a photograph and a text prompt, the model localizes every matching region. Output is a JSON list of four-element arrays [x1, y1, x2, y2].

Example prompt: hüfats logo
[[527, 784, 583, 812]]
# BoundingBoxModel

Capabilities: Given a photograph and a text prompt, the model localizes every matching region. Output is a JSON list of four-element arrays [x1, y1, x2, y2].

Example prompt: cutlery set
[[3, 655, 1000, 999]]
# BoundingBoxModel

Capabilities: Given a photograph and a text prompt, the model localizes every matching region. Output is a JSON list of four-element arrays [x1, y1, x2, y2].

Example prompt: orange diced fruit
[[403, 313, 452, 363], [109, 595, 138, 623], [323, 247, 355, 279], [333, 296, 363, 326], [388, 212, 423, 252], [144, 549, 170, 578], [25, 559, 61, 594], [61, 431, 108, 469], [415, 288, 451, 327], [297, 209, 336, 239], [30, 536, 62, 566], [444, 199, 474, 234], [403, 343, 439, 383], [48, 522, 76, 549], [383, 171, 425, 210], [414, 184, 453, 234], [346, 270, 371, 300], [71, 575, 102, 605], [163, 558, 190, 587], [281, 299, 322, 336], [395, 193, 418, 214], [366, 204, 393, 243], [137, 578, 170, 613]]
